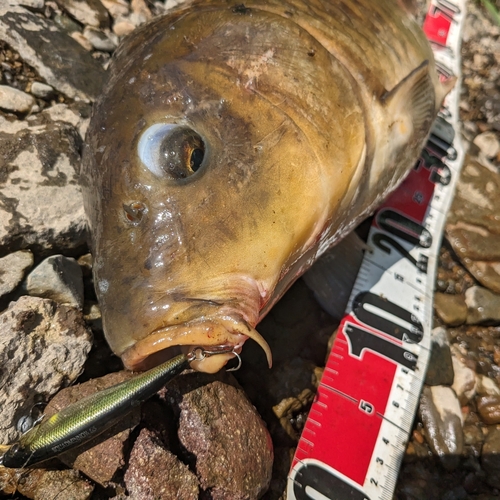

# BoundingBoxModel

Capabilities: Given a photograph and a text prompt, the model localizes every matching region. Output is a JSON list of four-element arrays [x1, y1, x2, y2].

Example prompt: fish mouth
[[121, 315, 272, 373]]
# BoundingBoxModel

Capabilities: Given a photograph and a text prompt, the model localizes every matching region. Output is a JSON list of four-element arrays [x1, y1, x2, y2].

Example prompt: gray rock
[[54, 0, 109, 28], [476, 374, 500, 397], [83, 26, 117, 52], [465, 285, 500, 324], [0, 85, 35, 113], [419, 385, 464, 470], [30, 81, 55, 99], [0, 116, 87, 254], [473, 131, 500, 159], [446, 159, 500, 294], [26, 255, 84, 308], [41, 102, 91, 139], [0, 295, 92, 443], [7, 0, 45, 9], [0, 5, 106, 101], [482, 427, 500, 489], [433, 292, 467, 326], [125, 428, 199, 500], [0, 250, 33, 298], [425, 327, 454, 386], [166, 371, 273, 500]]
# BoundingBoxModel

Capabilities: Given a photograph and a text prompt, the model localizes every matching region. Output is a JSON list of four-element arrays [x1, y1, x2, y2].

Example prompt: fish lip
[[121, 314, 272, 373]]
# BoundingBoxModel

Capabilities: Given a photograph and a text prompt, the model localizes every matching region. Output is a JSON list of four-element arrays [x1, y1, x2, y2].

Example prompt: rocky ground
[[0, 0, 499, 499]]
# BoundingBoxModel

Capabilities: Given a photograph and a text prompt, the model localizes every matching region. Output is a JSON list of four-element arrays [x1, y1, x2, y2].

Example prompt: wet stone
[[476, 374, 500, 396], [0, 249, 33, 299], [27, 254, 84, 309], [166, 370, 273, 500], [0, 296, 92, 443], [446, 158, 500, 294], [0, 116, 87, 254], [0, 84, 35, 113], [425, 327, 454, 386], [419, 385, 464, 470], [125, 428, 199, 500], [0, 5, 106, 101], [451, 345, 477, 405], [476, 394, 500, 425], [434, 292, 468, 326], [465, 285, 500, 324], [481, 427, 500, 489], [45, 370, 140, 486]]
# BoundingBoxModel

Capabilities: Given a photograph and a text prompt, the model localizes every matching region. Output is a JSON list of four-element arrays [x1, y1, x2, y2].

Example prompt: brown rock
[[477, 395, 500, 425], [125, 428, 199, 500], [45, 370, 140, 486], [166, 371, 274, 500], [434, 292, 467, 326]]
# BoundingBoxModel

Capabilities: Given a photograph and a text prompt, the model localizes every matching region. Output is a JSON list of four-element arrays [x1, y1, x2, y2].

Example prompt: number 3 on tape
[[287, 0, 466, 498]]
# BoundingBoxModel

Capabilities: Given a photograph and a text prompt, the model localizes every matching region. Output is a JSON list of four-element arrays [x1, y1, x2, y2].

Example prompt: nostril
[[123, 201, 147, 225]]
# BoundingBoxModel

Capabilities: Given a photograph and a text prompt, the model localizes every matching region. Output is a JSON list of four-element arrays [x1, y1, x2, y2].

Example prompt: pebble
[[83, 26, 117, 52], [0, 250, 33, 299], [465, 285, 500, 324], [9, 0, 45, 9], [419, 385, 464, 470], [0, 296, 92, 443], [0, 116, 87, 254], [70, 31, 94, 51], [0, 84, 35, 113], [476, 374, 500, 396], [473, 131, 500, 158], [451, 345, 477, 405], [481, 427, 500, 489], [425, 326, 454, 386], [100, 0, 129, 19], [434, 292, 468, 326], [476, 395, 500, 425], [44, 370, 140, 486], [112, 18, 136, 37], [30, 81, 54, 99], [125, 428, 199, 500]]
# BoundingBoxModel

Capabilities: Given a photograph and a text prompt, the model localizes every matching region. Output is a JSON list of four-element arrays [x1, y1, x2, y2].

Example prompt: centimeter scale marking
[[287, 0, 466, 499]]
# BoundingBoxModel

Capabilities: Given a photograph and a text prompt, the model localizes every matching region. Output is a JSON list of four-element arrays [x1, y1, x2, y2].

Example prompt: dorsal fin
[[381, 61, 436, 142]]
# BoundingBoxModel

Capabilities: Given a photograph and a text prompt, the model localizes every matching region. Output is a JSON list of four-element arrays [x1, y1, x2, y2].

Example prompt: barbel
[[0, 346, 236, 469]]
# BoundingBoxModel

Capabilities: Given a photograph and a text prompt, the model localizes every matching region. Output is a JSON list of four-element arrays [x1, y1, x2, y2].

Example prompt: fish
[[81, 0, 452, 374], [0, 347, 234, 468]]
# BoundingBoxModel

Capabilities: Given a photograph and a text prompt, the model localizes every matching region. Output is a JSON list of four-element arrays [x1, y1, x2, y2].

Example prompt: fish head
[[82, 6, 366, 373]]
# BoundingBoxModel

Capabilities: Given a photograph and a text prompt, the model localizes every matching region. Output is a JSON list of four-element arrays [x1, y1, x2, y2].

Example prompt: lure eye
[[138, 124, 206, 179]]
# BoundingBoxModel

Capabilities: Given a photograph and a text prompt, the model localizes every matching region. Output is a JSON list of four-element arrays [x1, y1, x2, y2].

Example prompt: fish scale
[[287, 1, 466, 498]]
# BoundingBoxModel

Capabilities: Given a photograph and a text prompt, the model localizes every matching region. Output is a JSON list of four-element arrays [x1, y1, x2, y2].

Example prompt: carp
[[82, 0, 452, 373]]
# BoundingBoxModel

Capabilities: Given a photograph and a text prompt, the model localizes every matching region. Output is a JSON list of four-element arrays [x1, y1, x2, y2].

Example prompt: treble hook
[[187, 345, 242, 371]]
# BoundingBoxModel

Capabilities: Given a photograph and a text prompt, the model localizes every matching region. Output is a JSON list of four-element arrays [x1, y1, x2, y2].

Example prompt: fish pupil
[[190, 148, 204, 172]]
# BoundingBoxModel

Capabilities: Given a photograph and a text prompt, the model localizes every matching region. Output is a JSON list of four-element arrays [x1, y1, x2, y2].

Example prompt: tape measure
[[287, 1, 466, 498]]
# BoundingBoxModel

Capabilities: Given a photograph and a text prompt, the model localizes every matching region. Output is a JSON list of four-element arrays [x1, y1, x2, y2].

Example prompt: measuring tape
[[287, 1, 466, 498]]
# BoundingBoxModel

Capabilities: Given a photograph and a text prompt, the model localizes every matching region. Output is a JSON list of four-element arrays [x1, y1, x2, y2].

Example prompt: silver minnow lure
[[0, 346, 236, 469]]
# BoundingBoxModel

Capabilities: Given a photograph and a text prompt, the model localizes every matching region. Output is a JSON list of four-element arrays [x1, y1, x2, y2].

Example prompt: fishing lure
[[0, 346, 238, 469]]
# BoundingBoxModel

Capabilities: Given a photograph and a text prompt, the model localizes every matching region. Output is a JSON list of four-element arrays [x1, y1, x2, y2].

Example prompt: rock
[[0, 85, 35, 113], [54, 0, 109, 28], [125, 428, 199, 500], [419, 385, 464, 470], [27, 255, 84, 308], [446, 159, 500, 294], [434, 292, 468, 326], [83, 26, 117, 52], [0, 116, 87, 254], [8, 0, 45, 9], [131, 0, 152, 23], [70, 31, 94, 51], [463, 423, 484, 456], [112, 18, 136, 37], [30, 81, 55, 99], [465, 286, 500, 324], [473, 131, 500, 158], [100, 0, 129, 19], [41, 102, 91, 139], [166, 371, 273, 500], [0, 250, 33, 298], [0, 5, 106, 101], [44, 370, 140, 486], [16, 468, 94, 499], [0, 296, 92, 443], [476, 374, 500, 396], [451, 345, 477, 405], [425, 327, 454, 386], [476, 395, 500, 425], [481, 427, 500, 489]]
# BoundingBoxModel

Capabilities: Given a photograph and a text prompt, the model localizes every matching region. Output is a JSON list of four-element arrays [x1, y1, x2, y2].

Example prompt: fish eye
[[138, 124, 206, 179]]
